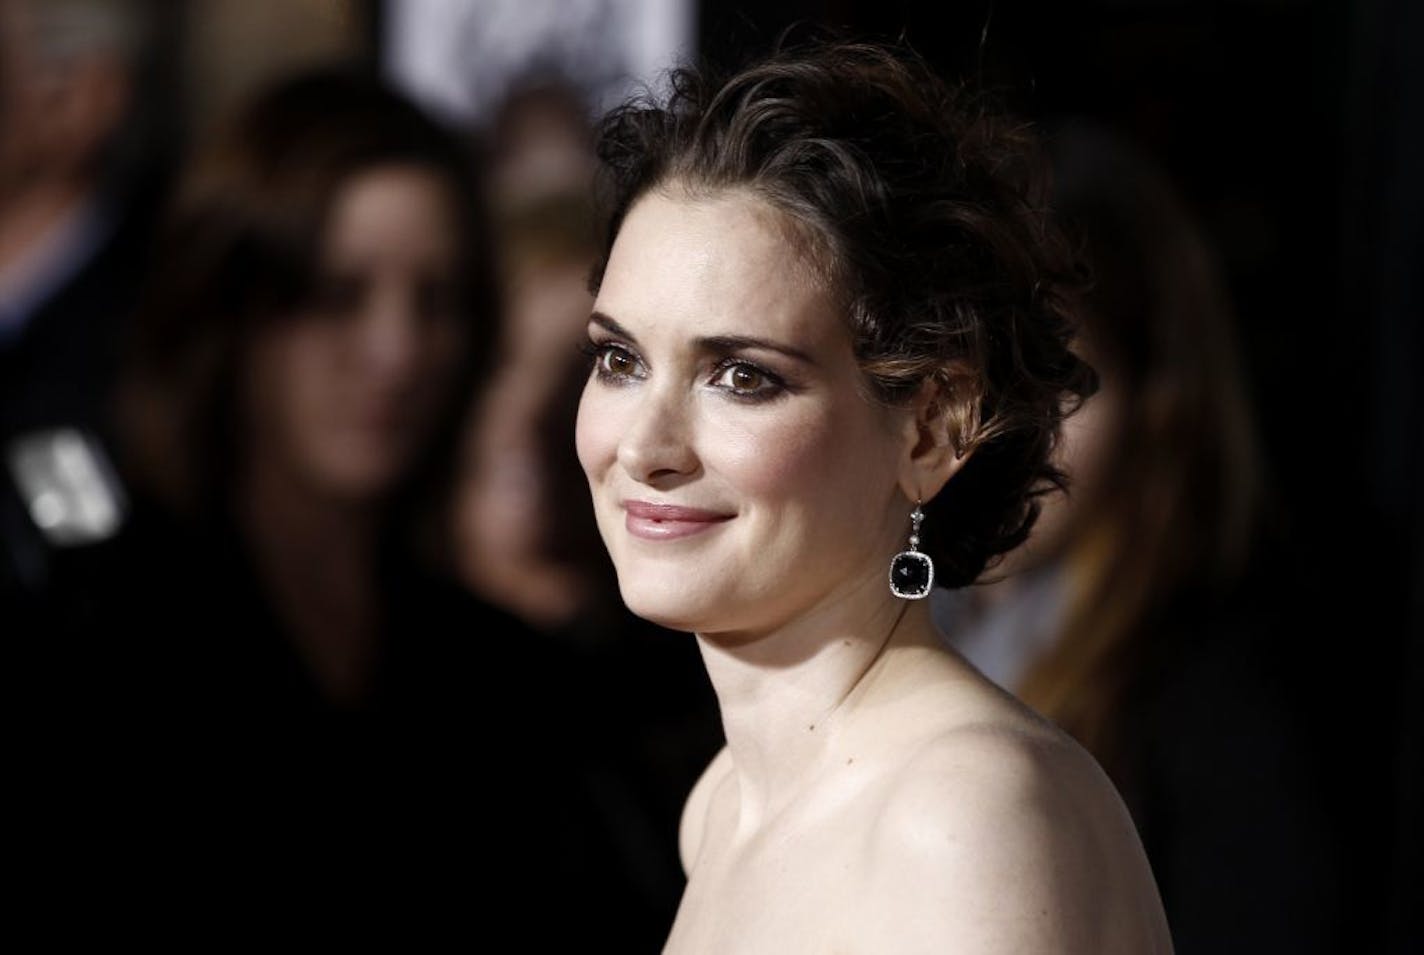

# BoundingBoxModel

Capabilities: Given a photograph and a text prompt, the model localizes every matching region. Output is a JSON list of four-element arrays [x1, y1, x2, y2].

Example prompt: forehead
[[595, 187, 842, 348], [323, 164, 458, 258]]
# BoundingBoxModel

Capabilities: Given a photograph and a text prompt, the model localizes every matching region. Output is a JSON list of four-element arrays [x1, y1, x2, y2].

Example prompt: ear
[[896, 368, 977, 505]]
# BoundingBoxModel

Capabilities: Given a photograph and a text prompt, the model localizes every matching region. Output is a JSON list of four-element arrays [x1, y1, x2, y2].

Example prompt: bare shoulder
[[678, 744, 734, 876], [857, 719, 1173, 954], [888, 716, 1106, 827]]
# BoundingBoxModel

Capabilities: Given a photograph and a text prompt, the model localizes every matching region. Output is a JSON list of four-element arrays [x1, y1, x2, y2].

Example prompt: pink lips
[[623, 500, 733, 540]]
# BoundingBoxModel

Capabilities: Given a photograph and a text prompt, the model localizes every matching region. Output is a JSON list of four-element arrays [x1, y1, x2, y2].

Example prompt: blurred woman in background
[[89, 68, 649, 944], [455, 81, 608, 635], [932, 121, 1340, 953], [117, 68, 497, 711]]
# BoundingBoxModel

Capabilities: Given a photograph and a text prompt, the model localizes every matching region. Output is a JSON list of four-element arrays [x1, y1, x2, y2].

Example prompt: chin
[[614, 572, 726, 634], [617, 582, 701, 632], [308, 452, 407, 502]]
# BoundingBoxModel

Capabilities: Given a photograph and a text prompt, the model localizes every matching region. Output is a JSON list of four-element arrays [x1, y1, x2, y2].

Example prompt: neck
[[239, 454, 381, 572], [693, 573, 944, 836], [236, 453, 384, 688]]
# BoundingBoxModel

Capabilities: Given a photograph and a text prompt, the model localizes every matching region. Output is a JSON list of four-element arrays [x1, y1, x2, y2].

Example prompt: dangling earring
[[889, 499, 934, 599]]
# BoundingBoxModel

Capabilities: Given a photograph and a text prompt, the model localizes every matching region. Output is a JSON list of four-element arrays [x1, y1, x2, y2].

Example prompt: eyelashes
[[578, 338, 790, 404], [579, 339, 644, 385]]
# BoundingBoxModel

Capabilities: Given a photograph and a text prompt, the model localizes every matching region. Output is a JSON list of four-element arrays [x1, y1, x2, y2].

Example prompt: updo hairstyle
[[591, 38, 1095, 588]]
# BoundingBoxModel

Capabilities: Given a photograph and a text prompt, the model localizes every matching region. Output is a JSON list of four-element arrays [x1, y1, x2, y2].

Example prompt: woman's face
[[455, 255, 598, 627], [997, 333, 1124, 576], [575, 187, 912, 636], [245, 163, 468, 500]]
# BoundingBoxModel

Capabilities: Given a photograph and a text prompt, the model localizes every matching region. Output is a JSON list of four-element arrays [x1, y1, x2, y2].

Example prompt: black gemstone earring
[[889, 500, 934, 599]]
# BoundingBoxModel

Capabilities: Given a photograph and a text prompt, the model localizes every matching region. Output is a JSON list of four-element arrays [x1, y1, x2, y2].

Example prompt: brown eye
[[712, 360, 784, 401], [717, 364, 774, 392], [579, 340, 644, 383], [730, 366, 763, 391], [604, 349, 636, 376]]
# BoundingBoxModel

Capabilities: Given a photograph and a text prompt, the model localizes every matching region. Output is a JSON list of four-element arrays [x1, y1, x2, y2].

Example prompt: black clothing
[[1, 190, 159, 627], [20, 500, 682, 948], [1113, 564, 1344, 955]]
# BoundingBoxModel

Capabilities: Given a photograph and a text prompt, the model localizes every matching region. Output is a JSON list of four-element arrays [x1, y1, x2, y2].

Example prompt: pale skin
[[575, 185, 1174, 954]]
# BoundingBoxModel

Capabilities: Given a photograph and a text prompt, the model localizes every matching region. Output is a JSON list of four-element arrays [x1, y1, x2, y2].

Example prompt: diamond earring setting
[[889, 501, 934, 599]]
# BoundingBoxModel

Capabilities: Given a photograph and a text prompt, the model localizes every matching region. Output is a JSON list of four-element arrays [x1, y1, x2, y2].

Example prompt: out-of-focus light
[[6, 428, 128, 546]]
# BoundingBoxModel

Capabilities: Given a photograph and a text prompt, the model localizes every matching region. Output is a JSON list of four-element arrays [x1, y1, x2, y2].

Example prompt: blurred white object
[[7, 428, 127, 546], [385, 0, 695, 125]]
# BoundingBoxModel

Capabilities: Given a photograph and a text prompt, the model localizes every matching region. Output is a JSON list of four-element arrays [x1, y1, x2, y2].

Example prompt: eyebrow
[[588, 310, 817, 366]]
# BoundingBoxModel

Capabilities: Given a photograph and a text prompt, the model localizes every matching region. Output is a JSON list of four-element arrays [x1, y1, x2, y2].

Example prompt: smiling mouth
[[619, 496, 735, 541]]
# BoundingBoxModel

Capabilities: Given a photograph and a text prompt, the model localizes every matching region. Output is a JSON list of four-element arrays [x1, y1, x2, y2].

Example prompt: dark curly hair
[[589, 38, 1096, 589]]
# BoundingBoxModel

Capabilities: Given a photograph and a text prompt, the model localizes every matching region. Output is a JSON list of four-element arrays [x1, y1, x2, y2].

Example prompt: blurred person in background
[[116, 68, 495, 716], [456, 81, 606, 633], [46, 67, 652, 943], [0, 0, 162, 630], [931, 121, 1340, 953]]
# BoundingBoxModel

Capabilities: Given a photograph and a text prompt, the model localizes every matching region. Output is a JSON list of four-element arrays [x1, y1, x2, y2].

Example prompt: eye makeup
[[707, 355, 787, 403], [578, 336, 793, 404], [579, 339, 643, 383]]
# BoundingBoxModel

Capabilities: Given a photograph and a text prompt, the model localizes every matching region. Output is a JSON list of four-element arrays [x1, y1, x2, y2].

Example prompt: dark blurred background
[[1, 0, 1417, 950]]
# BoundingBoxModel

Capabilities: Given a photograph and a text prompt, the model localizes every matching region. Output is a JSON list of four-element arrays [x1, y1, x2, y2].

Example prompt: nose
[[615, 381, 700, 485], [358, 283, 424, 386]]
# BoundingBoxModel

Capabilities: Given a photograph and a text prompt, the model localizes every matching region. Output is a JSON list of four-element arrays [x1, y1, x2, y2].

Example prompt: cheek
[[245, 321, 358, 478], [573, 377, 615, 480], [247, 325, 329, 432], [1056, 387, 1121, 501], [706, 397, 902, 610], [709, 394, 890, 511], [708, 405, 835, 499]]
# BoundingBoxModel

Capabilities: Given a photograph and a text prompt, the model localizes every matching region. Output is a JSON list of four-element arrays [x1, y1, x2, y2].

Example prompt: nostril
[[619, 446, 699, 485]]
